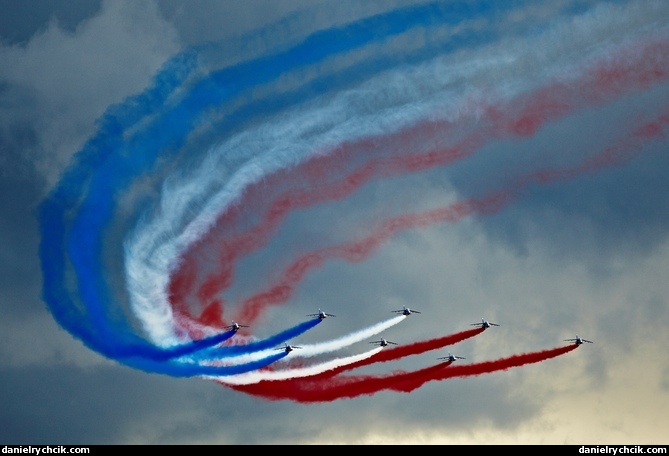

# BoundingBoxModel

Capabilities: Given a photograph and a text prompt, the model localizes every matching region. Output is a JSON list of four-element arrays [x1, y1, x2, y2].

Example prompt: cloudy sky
[[2, 0, 669, 445]]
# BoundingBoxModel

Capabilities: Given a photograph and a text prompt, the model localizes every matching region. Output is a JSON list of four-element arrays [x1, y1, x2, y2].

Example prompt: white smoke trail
[[295, 315, 406, 357], [214, 347, 384, 385], [202, 315, 406, 365]]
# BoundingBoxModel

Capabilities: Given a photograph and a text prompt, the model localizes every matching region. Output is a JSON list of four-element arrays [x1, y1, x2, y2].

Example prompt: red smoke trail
[[310, 327, 485, 379], [237, 105, 669, 321], [362, 328, 485, 364], [226, 345, 579, 402], [168, 36, 669, 330], [238, 192, 513, 321]]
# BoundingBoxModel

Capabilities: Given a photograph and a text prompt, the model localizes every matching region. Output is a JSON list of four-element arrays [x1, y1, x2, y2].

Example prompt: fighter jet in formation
[[437, 352, 466, 362], [470, 318, 499, 329], [392, 305, 420, 316], [369, 338, 398, 347], [223, 321, 249, 332], [564, 335, 593, 345], [307, 308, 336, 320]]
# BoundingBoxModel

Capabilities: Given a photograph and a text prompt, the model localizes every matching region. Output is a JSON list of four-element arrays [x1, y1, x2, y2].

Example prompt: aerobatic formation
[[39, 0, 668, 402]]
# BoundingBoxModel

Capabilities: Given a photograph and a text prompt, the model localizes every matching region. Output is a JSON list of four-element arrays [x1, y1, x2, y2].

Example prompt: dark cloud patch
[[0, 83, 40, 182], [441, 89, 669, 269], [478, 143, 669, 268], [0, 363, 230, 444], [0, 0, 101, 45], [0, 144, 45, 319]]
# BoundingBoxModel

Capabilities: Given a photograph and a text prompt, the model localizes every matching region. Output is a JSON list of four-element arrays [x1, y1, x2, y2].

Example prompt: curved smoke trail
[[38, 1, 669, 398]]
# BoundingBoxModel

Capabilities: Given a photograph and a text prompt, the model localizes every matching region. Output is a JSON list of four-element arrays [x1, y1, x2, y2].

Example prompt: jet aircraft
[[564, 335, 593, 345], [392, 305, 420, 316], [369, 338, 397, 347], [307, 308, 336, 320], [437, 352, 466, 362], [470, 318, 499, 329], [275, 343, 303, 353], [223, 321, 249, 332]]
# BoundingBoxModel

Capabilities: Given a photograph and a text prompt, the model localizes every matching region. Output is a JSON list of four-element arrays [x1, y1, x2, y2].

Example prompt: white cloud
[[0, 0, 181, 188]]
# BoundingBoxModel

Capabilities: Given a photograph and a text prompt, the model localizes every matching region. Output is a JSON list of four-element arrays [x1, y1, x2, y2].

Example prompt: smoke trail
[[214, 105, 669, 395], [227, 345, 578, 402], [37, 0, 669, 391], [202, 316, 403, 364], [124, 0, 544, 344], [168, 33, 669, 332], [218, 327, 484, 385], [231, 99, 669, 326], [214, 347, 384, 385]]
